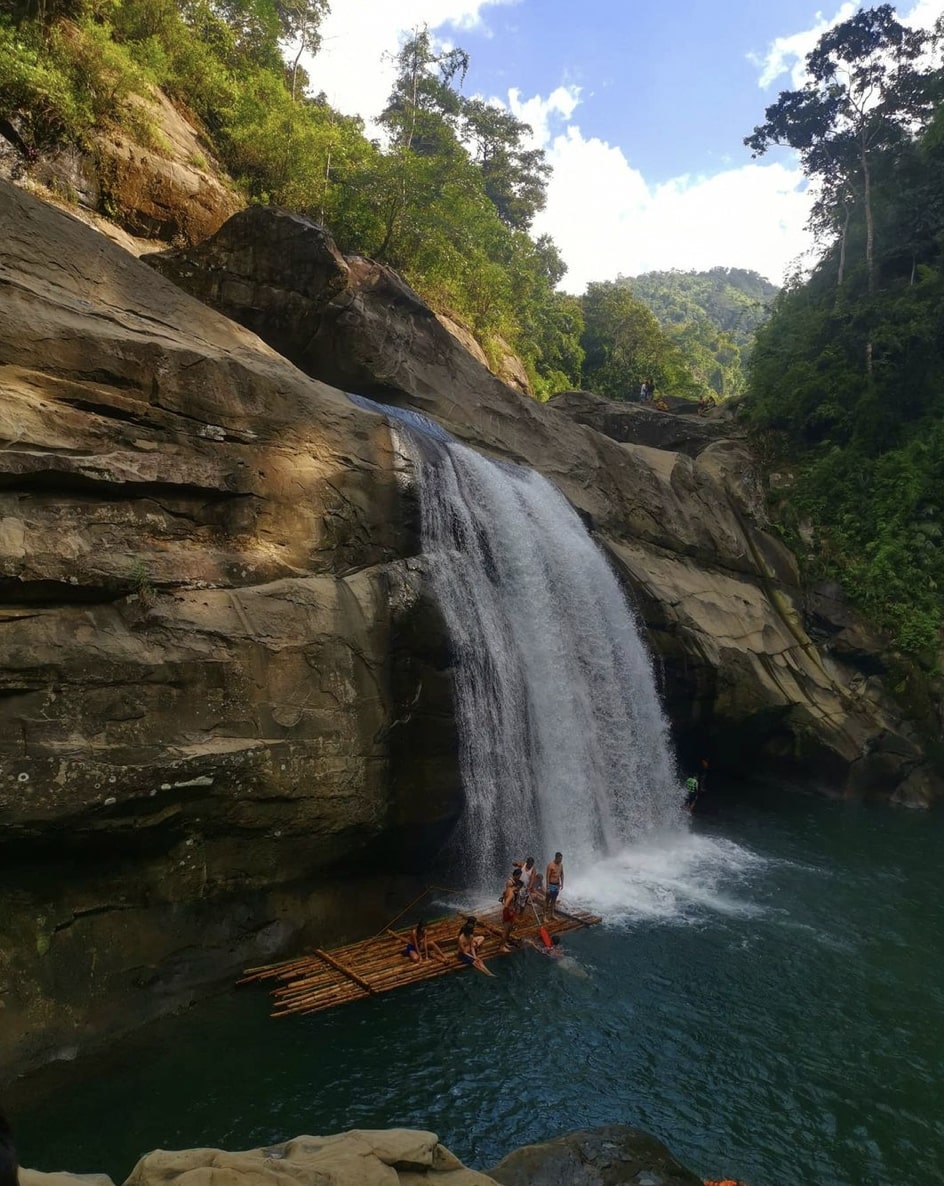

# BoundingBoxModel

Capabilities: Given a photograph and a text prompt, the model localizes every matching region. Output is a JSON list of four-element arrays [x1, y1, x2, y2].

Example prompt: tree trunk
[[320, 148, 331, 224], [860, 134, 875, 295], [291, 41, 304, 101], [837, 201, 852, 288]]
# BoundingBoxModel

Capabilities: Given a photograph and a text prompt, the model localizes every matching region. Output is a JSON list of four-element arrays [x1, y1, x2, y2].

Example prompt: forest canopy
[[0, 0, 768, 405], [744, 4, 944, 658]]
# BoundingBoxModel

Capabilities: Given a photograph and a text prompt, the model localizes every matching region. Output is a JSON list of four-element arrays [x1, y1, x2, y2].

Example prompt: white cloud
[[751, 0, 943, 90], [305, 0, 517, 125], [751, 3, 857, 88], [303, 3, 817, 290], [508, 85, 580, 146], [529, 115, 812, 291]]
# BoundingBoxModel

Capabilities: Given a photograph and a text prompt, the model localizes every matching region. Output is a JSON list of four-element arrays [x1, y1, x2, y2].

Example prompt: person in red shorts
[[500, 867, 522, 952]]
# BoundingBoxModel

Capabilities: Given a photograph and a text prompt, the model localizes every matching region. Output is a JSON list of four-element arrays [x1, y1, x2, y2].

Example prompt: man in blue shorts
[[544, 852, 563, 920]]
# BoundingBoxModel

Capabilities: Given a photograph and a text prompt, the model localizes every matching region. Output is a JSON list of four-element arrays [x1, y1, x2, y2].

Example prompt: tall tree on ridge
[[745, 5, 933, 299], [380, 26, 469, 154], [461, 98, 550, 230], [275, 0, 330, 100]]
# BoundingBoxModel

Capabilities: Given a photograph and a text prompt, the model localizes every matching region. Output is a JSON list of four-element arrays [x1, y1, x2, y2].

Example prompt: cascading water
[[353, 396, 681, 884]]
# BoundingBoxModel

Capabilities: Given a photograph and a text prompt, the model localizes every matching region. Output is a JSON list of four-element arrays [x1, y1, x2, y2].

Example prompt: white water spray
[[355, 397, 684, 884]]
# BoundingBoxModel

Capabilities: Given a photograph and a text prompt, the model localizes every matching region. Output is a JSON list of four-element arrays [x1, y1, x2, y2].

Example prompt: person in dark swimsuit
[[456, 917, 493, 976], [404, 919, 446, 964]]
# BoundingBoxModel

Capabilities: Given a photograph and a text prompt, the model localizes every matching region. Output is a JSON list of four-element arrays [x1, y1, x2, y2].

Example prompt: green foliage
[[746, 4, 934, 294], [0, 13, 147, 146], [627, 267, 777, 348], [461, 97, 550, 231], [622, 267, 777, 399], [0, 4, 579, 400], [579, 280, 703, 401], [745, 9, 944, 659]]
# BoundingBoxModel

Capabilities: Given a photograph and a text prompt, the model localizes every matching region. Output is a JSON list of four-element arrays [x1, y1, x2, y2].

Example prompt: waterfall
[[353, 397, 680, 884]]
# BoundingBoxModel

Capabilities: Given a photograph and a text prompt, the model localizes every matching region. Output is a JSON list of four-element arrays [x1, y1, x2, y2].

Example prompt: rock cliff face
[[0, 183, 458, 1078], [1, 90, 242, 246], [149, 206, 942, 806], [1, 186, 940, 1079]]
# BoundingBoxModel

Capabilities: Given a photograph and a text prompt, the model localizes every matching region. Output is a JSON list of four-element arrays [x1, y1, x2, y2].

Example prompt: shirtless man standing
[[545, 852, 564, 920]]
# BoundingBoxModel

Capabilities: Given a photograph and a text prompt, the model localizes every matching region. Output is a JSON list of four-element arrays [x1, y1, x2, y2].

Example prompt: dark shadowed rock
[[0, 181, 462, 1078], [488, 1126, 703, 1186], [548, 389, 725, 457]]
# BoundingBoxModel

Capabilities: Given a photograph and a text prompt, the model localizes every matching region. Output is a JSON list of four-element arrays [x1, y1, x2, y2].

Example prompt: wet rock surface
[[488, 1126, 703, 1186]]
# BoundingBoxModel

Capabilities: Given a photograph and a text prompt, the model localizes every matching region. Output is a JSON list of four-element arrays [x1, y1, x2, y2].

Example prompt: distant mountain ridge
[[615, 267, 779, 400], [621, 267, 779, 350]]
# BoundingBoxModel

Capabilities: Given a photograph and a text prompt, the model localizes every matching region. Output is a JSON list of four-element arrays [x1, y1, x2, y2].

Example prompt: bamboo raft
[[239, 903, 602, 1018]]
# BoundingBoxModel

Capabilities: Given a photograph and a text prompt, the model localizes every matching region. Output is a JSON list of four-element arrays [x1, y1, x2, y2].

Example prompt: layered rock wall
[[149, 206, 942, 805], [0, 184, 459, 1078], [2, 185, 941, 1079]]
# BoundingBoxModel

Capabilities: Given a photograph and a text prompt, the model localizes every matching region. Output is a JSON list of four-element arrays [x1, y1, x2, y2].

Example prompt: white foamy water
[[351, 396, 739, 900], [565, 831, 770, 927]]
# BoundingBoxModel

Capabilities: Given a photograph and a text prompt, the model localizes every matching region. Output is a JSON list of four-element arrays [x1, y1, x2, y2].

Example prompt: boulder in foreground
[[488, 1125, 704, 1186]]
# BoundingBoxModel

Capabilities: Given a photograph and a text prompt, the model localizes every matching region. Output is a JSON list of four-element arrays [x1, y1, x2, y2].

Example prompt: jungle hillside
[[744, 4, 944, 665], [1, 0, 763, 403], [1, 1, 943, 666], [622, 268, 779, 401]]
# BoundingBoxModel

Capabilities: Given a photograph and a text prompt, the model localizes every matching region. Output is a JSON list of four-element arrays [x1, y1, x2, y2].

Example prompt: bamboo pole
[[243, 904, 603, 1016], [312, 948, 375, 994]]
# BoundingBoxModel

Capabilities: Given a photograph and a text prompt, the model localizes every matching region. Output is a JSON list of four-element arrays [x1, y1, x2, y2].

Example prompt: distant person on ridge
[[545, 852, 564, 920]]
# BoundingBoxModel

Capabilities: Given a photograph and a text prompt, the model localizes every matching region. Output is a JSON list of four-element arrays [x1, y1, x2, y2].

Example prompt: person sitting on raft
[[456, 917, 494, 976], [404, 919, 446, 964]]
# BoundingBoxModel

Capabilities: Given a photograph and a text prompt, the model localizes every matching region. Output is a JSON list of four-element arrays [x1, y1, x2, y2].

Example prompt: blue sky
[[442, 0, 818, 181], [308, 0, 942, 290]]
